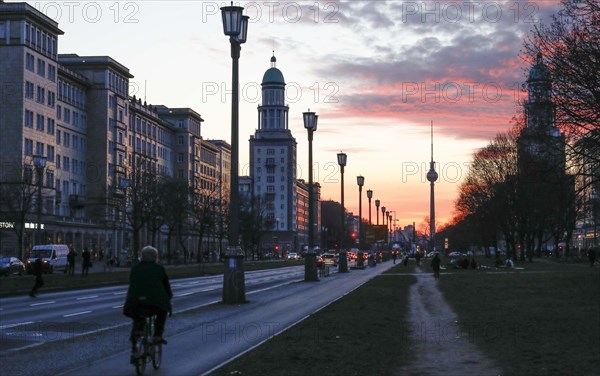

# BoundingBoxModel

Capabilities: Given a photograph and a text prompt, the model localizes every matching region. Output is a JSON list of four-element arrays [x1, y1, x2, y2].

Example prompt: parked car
[[448, 252, 462, 257], [287, 252, 299, 260], [0, 257, 25, 276]]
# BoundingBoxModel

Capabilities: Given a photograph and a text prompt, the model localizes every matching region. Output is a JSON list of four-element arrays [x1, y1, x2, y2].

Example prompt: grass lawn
[[213, 263, 417, 376], [437, 262, 600, 376], [0, 259, 303, 296]]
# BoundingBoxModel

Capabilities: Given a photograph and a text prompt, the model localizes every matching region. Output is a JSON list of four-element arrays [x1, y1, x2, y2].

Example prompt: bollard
[[222, 247, 247, 304]]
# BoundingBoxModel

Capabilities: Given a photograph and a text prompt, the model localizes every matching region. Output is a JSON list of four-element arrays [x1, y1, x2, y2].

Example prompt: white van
[[29, 244, 70, 273]]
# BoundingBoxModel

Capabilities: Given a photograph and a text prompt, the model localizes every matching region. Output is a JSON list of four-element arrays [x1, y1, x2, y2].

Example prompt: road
[[0, 261, 395, 375]]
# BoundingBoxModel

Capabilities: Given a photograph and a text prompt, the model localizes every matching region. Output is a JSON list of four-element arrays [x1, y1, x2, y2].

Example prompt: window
[[46, 170, 54, 188], [177, 153, 183, 163], [178, 135, 184, 145], [36, 114, 44, 131], [25, 82, 34, 99], [48, 65, 56, 81], [47, 91, 55, 107], [26, 53, 35, 71], [36, 86, 45, 103], [56, 130, 61, 145], [63, 132, 70, 148], [35, 141, 44, 156], [47, 118, 55, 135], [56, 105, 62, 120], [37, 59, 45, 77], [25, 110, 34, 128], [24, 139, 33, 156], [63, 156, 69, 171], [267, 148, 275, 155], [46, 145, 54, 162], [267, 176, 275, 183], [64, 108, 70, 123]]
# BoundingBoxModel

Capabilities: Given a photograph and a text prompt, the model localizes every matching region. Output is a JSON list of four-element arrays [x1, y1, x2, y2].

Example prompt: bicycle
[[132, 314, 162, 375]]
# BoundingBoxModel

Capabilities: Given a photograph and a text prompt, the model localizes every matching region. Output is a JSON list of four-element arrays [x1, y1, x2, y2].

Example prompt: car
[[448, 252, 462, 257], [25, 258, 53, 274], [0, 257, 25, 276], [287, 252, 299, 260], [321, 253, 337, 266]]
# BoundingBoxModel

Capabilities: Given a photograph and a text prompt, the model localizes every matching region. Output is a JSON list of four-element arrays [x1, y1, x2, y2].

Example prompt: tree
[[523, 0, 600, 189], [160, 176, 189, 264], [0, 165, 37, 260], [190, 186, 219, 263], [239, 193, 274, 260]]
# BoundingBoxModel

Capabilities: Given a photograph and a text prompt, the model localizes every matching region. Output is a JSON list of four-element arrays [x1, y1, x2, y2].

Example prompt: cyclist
[[123, 245, 173, 362]]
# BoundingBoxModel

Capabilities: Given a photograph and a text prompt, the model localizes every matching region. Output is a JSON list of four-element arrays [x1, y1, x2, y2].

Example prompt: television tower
[[426, 121, 438, 252]]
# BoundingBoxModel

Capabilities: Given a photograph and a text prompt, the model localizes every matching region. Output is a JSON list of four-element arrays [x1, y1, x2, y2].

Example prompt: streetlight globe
[[356, 175, 364, 187], [375, 199, 380, 207], [366, 189, 373, 199], [337, 152, 347, 167], [303, 110, 317, 131], [220, 3, 244, 36]]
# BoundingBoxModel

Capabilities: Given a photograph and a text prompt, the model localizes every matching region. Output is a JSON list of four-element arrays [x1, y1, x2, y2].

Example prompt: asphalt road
[[0, 261, 395, 375]]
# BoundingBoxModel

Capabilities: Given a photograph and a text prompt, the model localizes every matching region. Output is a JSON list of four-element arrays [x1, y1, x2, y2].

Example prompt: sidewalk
[[395, 266, 503, 376]]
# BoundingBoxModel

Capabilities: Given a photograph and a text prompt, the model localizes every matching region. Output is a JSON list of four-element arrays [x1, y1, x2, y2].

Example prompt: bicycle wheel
[[134, 337, 147, 376], [152, 342, 162, 369]]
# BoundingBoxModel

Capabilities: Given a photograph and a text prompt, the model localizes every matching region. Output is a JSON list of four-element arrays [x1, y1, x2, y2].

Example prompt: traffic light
[[274, 245, 280, 252], [351, 232, 357, 239]]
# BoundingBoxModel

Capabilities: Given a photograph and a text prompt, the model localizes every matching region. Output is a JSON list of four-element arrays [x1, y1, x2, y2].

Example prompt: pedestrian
[[415, 251, 422, 266], [392, 251, 397, 264], [588, 248, 596, 267], [403, 255, 409, 267], [431, 253, 441, 280], [67, 248, 77, 275], [470, 257, 478, 269], [29, 257, 44, 297], [82, 247, 91, 276]]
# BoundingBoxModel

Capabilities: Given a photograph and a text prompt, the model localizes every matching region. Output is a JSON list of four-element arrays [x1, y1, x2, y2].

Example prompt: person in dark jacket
[[29, 258, 44, 297], [123, 245, 173, 359], [431, 253, 441, 280], [81, 248, 91, 276], [67, 248, 76, 276]]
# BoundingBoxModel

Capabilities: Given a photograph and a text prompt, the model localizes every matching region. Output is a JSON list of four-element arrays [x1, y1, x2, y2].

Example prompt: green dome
[[528, 53, 551, 82], [262, 67, 285, 85]]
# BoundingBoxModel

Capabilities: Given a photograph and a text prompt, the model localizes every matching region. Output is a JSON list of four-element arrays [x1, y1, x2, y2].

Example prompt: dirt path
[[395, 267, 504, 376]]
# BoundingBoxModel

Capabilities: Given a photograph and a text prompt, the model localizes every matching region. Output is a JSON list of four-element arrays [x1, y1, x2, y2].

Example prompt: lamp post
[[386, 211, 391, 244], [221, 2, 249, 303], [337, 152, 348, 273], [366, 189, 373, 225], [375, 199, 380, 225], [356, 175, 365, 268], [33, 155, 47, 246], [118, 177, 129, 260], [382, 206, 387, 228], [304, 109, 319, 281]]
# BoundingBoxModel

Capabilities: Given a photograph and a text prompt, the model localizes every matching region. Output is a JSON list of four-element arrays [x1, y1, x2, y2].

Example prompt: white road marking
[[63, 310, 92, 317], [113, 291, 127, 295], [76, 295, 98, 300], [0, 321, 34, 330], [30, 301, 56, 306], [112, 304, 124, 309]]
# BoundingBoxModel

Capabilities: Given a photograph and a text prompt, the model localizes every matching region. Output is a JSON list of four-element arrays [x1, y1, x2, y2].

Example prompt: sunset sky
[[27, 0, 563, 228]]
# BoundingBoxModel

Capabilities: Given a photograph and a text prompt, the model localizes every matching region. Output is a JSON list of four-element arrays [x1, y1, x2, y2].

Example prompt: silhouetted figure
[[29, 258, 44, 297], [431, 253, 441, 280], [415, 252, 422, 266], [392, 251, 397, 264], [470, 257, 477, 269], [82, 248, 91, 276], [67, 248, 76, 275], [588, 248, 596, 267]]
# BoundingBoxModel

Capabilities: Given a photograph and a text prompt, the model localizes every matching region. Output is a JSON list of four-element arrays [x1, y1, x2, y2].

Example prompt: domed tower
[[525, 52, 555, 131], [258, 54, 289, 131], [249, 54, 297, 253]]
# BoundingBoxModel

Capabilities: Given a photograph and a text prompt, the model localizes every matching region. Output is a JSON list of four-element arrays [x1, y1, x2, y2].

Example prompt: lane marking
[[112, 304, 124, 309], [113, 291, 126, 295], [0, 321, 34, 330], [76, 295, 98, 300], [30, 301, 56, 306], [63, 310, 92, 317]]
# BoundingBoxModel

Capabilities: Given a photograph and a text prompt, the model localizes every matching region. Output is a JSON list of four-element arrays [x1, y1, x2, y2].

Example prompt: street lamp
[[366, 189, 373, 225], [337, 151, 348, 273], [33, 155, 47, 246], [375, 199, 380, 225], [356, 175, 365, 268], [304, 109, 319, 281], [221, 2, 249, 303], [381, 206, 387, 228], [386, 211, 391, 243]]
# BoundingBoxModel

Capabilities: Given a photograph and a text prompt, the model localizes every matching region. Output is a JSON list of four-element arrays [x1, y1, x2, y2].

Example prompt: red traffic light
[[274, 245, 280, 251], [351, 232, 357, 239]]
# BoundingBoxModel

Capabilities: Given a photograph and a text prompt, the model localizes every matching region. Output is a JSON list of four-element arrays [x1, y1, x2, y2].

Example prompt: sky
[[22, 0, 563, 229]]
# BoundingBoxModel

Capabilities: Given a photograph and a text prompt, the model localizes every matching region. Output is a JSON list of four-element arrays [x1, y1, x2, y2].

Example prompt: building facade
[[0, 3, 230, 259]]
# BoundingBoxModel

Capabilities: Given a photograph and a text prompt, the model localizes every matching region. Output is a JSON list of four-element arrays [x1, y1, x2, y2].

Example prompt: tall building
[[249, 55, 298, 253], [0, 3, 229, 258], [517, 52, 575, 256]]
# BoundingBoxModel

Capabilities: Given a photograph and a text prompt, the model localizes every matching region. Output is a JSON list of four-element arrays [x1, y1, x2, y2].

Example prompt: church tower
[[249, 54, 297, 253]]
